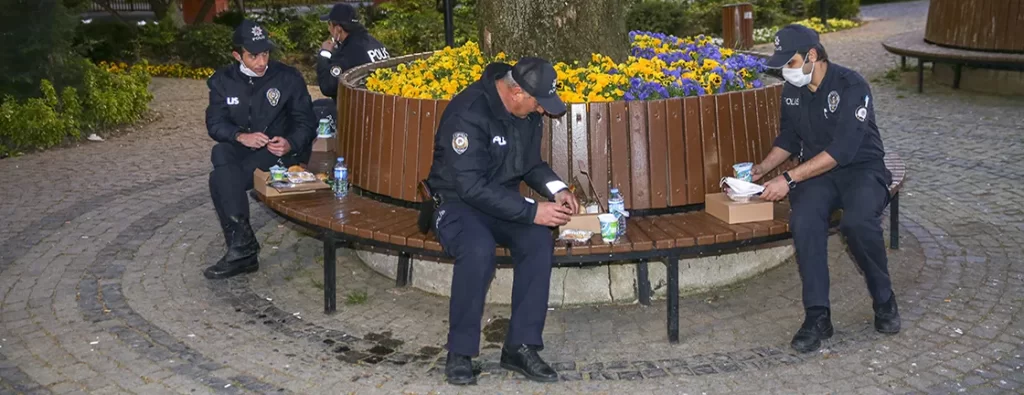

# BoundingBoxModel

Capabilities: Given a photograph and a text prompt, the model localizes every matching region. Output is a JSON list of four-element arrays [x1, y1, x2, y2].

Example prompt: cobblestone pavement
[[3, 1, 1024, 393]]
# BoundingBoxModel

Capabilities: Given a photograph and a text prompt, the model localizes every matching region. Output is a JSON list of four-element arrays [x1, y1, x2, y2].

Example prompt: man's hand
[[553, 189, 579, 214], [321, 39, 334, 51], [534, 202, 572, 227], [751, 163, 767, 182], [760, 175, 790, 201], [237, 132, 270, 149], [267, 136, 292, 157]]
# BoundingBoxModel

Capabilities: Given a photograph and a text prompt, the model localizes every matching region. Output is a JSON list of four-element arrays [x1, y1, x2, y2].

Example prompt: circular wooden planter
[[925, 0, 1024, 53], [335, 52, 785, 212]]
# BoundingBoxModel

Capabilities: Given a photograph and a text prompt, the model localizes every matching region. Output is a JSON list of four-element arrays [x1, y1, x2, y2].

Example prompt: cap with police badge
[[320, 3, 363, 29], [765, 24, 819, 69], [511, 57, 566, 116], [232, 19, 275, 54]]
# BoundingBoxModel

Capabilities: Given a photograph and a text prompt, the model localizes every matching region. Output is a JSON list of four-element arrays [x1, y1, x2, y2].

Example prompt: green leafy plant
[[177, 23, 234, 68], [345, 290, 368, 305], [369, 0, 478, 56], [803, 0, 861, 20], [626, 0, 691, 38]]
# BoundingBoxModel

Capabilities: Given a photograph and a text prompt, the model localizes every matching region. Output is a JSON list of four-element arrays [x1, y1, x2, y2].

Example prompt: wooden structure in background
[[925, 0, 1024, 53], [722, 3, 755, 50]]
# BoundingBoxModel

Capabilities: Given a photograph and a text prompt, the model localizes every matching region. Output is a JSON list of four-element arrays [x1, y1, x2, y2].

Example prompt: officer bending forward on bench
[[754, 25, 901, 353], [203, 20, 316, 280], [424, 57, 578, 385]]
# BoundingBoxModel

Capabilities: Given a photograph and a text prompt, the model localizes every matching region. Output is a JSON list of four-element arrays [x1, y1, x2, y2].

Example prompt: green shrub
[[803, 0, 861, 20], [0, 60, 152, 158], [178, 23, 234, 68], [138, 16, 180, 61], [73, 22, 142, 63], [0, 80, 79, 157], [213, 9, 245, 28], [369, 0, 477, 56], [0, 0, 80, 100], [626, 0, 691, 37], [78, 60, 152, 129]]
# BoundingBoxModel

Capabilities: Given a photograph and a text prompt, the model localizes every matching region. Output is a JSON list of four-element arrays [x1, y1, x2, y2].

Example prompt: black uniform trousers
[[433, 201, 554, 357], [789, 166, 894, 309], [209, 142, 298, 224]]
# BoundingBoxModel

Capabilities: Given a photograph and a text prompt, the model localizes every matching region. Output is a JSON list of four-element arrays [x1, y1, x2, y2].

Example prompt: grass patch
[[345, 290, 368, 305]]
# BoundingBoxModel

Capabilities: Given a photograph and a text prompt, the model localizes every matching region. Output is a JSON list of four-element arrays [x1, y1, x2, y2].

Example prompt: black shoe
[[874, 292, 901, 334], [500, 344, 558, 383], [222, 215, 259, 262], [203, 255, 259, 279], [791, 307, 834, 353], [444, 352, 475, 385]]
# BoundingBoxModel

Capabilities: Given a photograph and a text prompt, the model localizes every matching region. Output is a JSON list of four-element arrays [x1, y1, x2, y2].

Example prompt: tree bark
[[477, 0, 630, 64]]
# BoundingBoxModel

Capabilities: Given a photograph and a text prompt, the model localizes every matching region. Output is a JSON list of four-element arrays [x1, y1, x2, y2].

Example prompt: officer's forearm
[[759, 147, 794, 172], [788, 152, 838, 182]]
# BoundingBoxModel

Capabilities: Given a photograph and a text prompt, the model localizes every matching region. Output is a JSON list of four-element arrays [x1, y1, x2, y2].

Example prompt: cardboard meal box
[[704, 192, 774, 224], [312, 135, 336, 152], [557, 175, 607, 234], [253, 169, 330, 198]]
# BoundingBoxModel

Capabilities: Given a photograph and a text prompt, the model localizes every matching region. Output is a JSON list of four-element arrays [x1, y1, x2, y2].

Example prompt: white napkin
[[720, 177, 765, 196]]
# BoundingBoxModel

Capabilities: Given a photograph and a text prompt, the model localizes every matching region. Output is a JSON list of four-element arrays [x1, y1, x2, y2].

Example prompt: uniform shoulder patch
[[330, 66, 342, 77], [452, 132, 469, 155], [855, 106, 868, 122]]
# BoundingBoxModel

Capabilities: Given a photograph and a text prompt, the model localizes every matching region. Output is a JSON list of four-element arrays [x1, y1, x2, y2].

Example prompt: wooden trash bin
[[722, 3, 755, 50]]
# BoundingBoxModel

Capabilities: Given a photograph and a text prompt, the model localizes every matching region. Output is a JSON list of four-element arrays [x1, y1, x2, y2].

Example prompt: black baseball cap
[[511, 57, 566, 116], [232, 19, 275, 54], [765, 24, 819, 69], [320, 3, 362, 27]]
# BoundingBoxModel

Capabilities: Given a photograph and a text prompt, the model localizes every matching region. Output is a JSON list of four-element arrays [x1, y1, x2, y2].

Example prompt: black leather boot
[[790, 307, 834, 353], [500, 344, 558, 382], [204, 216, 260, 279], [444, 352, 475, 385], [874, 292, 901, 334]]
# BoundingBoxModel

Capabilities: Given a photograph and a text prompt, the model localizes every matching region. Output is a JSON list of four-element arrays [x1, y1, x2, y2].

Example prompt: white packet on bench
[[720, 177, 765, 198]]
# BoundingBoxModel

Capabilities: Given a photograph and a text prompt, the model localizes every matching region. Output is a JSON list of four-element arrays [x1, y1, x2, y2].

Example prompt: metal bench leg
[[323, 233, 337, 314], [918, 60, 924, 93], [666, 256, 680, 344], [953, 64, 963, 89], [901, 56, 906, 69], [890, 192, 900, 250], [636, 260, 652, 306], [396, 252, 412, 287]]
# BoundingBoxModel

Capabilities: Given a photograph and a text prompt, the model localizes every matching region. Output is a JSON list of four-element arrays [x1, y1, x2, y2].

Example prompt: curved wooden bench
[[256, 153, 906, 344], [882, 31, 1024, 93]]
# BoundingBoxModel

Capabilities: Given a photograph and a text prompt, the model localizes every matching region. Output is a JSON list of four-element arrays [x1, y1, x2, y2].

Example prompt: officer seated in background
[[203, 20, 317, 280], [425, 57, 578, 385], [316, 3, 390, 101], [753, 25, 901, 353]]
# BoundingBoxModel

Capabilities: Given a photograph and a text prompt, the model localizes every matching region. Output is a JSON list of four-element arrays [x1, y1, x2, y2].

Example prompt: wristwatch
[[782, 171, 797, 190]]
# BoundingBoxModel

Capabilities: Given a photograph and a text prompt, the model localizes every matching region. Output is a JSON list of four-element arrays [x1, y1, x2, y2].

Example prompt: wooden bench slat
[[646, 100, 670, 209], [665, 99, 688, 206], [682, 97, 705, 203], [628, 101, 652, 210]]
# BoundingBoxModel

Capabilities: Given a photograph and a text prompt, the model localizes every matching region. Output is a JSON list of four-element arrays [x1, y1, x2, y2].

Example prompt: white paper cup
[[598, 213, 618, 242]]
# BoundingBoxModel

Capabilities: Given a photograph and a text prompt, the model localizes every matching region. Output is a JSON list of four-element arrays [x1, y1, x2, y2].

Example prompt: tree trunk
[[150, 0, 185, 27], [477, 0, 630, 64]]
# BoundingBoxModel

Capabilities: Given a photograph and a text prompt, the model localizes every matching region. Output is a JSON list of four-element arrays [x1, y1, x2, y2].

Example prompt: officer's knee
[[459, 242, 496, 265], [790, 209, 827, 237], [839, 216, 878, 240], [210, 142, 239, 167], [523, 225, 554, 250]]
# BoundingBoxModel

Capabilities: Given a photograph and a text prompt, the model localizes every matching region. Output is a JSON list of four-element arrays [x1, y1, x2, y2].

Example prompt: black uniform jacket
[[773, 62, 888, 175], [205, 60, 317, 156], [426, 63, 568, 225], [316, 29, 390, 100]]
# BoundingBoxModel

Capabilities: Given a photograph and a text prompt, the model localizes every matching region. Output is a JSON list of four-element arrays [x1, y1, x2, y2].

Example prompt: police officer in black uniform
[[204, 20, 317, 280], [316, 3, 390, 101], [425, 57, 578, 385], [753, 25, 901, 353]]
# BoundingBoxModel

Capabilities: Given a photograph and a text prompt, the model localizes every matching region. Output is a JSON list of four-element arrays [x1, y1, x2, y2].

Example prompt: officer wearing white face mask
[[750, 24, 900, 353]]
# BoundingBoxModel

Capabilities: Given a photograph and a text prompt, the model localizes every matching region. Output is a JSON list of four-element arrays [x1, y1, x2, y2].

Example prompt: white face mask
[[239, 62, 266, 78], [782, 55, 814, 87]]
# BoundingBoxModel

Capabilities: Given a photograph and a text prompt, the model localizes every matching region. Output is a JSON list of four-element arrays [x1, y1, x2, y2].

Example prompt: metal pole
[[443, 0, 455, 48], [819, 0, 829, 29]]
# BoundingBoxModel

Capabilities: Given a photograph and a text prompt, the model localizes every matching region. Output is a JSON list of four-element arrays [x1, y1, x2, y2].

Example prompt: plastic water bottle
[[333, 157, 348, 198], [608, 188, 627, 237]]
